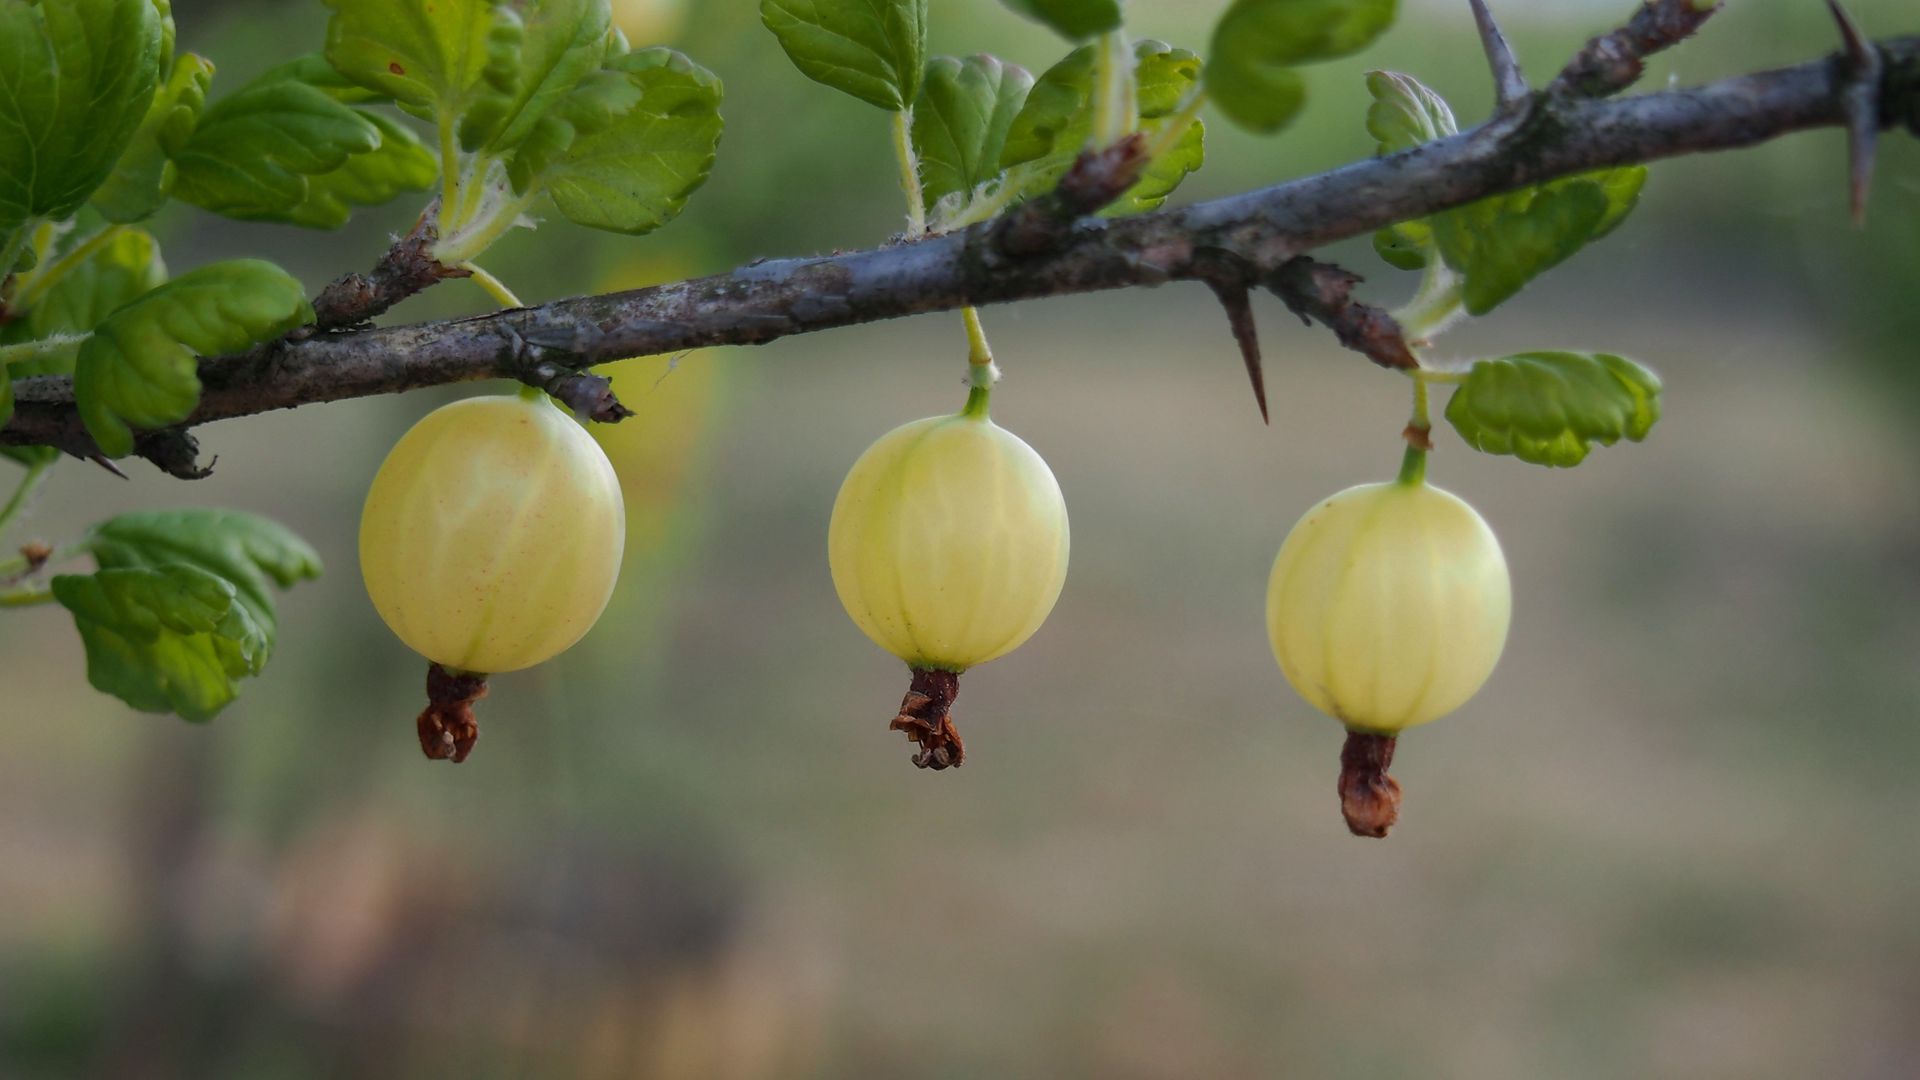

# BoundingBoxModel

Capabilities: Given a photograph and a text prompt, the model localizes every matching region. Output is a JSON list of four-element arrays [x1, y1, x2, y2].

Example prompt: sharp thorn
[[1469, 0, 1529, 111], [87, 453, 128, 479], [1208, 281, 1269, 425], [1825, 0, 1882, 226]]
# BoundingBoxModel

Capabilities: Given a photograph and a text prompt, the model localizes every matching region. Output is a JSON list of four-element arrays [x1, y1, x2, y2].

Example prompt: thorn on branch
[[1552, 0, 1721, 99], [1469, 0, 1530, 112], [1827, 0, 1883, 225], [311, 204, 470, 331], [993, 134, 1150, 256], [1206, 281, 1269, 424], [1265, 257, 1418, 372]]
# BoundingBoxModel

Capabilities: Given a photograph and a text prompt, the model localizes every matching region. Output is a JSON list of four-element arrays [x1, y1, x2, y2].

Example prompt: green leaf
[[1444, 350, 1663, 467], [168, 69, 390, 226], [90, 51, 214, 224], [74, 260, 313, 457], [17, 227, 168, 378], [2, 444, 61, 468], [913, 54, 1034, 211], [1364, 68, 1453, 155], [460, 0, 611, 153], [323, 0, 522, 121], [1372, 220, 1431, 270], [540, 48, 723, 235], [86, 508, 323, 637], [1433, 181, 1606, 315], [759, 0, 926, 111], [0, 0, 167, 231], [282, 111, 440, 229], [1000, 39, 1204, 210], [53, 509, 319, 721], [1206, 0, 1397, 134], [1108, 117, 1203, 215], [997, 0, 1121, 40]]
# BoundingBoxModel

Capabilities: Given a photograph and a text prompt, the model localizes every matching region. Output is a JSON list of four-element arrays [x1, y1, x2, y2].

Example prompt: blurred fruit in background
[[611, 0, 689, 45]]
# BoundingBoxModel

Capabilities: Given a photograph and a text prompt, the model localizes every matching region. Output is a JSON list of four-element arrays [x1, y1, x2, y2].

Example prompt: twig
[[1553, 0, 1723, 98], [4, 33, 1918, 465], [1266, 258, 1418, 372]]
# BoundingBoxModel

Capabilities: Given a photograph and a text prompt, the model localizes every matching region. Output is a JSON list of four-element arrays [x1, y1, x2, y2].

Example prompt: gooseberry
[[828, 397, 1069, 769], [1266, 469, 1510, 835], [360, 390, 626, 761]]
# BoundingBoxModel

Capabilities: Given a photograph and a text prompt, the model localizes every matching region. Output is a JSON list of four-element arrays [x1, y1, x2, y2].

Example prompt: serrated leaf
[[1000, 39, 1205, 208], [997, 0, 1121, 41], [55, 506, 322, 719], [87, 508, 323, 638], [282, 111, 439, 229], [1434, 180, 1608, 315], [1444, 350, 1663, 467], [324, 0, 522, 122], [1365, 68, 1453, 155], [461, 0, 611, 153], [168, 73, 386, 224], [1206, 0, 1397, 134], [912, 55, 1033, 210], [53, 564, 266, 722], [502, 66, 645, 192], [540, 48, 723, 234], [1107, 117, 1203, 215], [15, 228, 168, 378], [0, 0, 166, 231], [74, 260, 313, 458], [91, 51, 214, 224], [759, 0, 926, 111]]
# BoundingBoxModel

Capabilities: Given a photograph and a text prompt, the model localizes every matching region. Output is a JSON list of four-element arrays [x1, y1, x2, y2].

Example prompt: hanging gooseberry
[[360, 390, 625, 762], [1266, 461, 1510, 835], [828, 389, 1069, 769]]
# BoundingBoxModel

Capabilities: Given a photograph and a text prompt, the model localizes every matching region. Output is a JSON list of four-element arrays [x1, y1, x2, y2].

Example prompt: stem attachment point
[[1338, 730, 1402, 838], [891, 667, 964, 770], [419, 663, 489, 763]]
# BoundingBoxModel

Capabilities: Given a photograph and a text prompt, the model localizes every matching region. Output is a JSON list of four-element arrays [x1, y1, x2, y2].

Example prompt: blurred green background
[[4, 0, 1920, 1077]]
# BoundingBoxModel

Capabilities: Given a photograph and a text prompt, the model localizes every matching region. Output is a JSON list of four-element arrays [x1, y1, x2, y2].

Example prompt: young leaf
[[167, 76, 387, 225], [91, 52, 214, 224], [997, 0, 1121, 40], [53, 508, 321, 721], [460, 0, 611, 153], [74, 260, 313, 457], [1372, 220, 1431, 270], [1206, 0, 1397, 134], [1, 445, 61, 469], [0, 0, 166, 231], [999, 40, 1205, 210], [323, 0, 523, 122], [1109, 117, 1203, 215], [1432, 180, 1607, 315], [913, 55, 1034, 210], [17, 228, 168, 378], [759, 0, 926, 111], [283, 112, 440, 229], [1444, 350, 1662, 467], [1365, 68, 1454, 155], [540, 48, 723, 234]]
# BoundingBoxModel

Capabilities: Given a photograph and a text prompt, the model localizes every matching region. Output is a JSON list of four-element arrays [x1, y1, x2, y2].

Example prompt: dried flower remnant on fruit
[[892, 668, 963, 770], [1338, 732, 1402, 837], [418, 664, 488, 763]]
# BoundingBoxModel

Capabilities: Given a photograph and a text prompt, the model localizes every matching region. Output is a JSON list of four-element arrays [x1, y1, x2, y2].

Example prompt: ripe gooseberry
[[1266, 461, 1510, 836], [360, 389, 625, 762], [828, 388, 1069, 769]]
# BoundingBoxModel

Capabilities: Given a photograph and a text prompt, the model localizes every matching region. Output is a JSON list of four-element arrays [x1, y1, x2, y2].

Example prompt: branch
[[6, 33, 1919, 465]]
